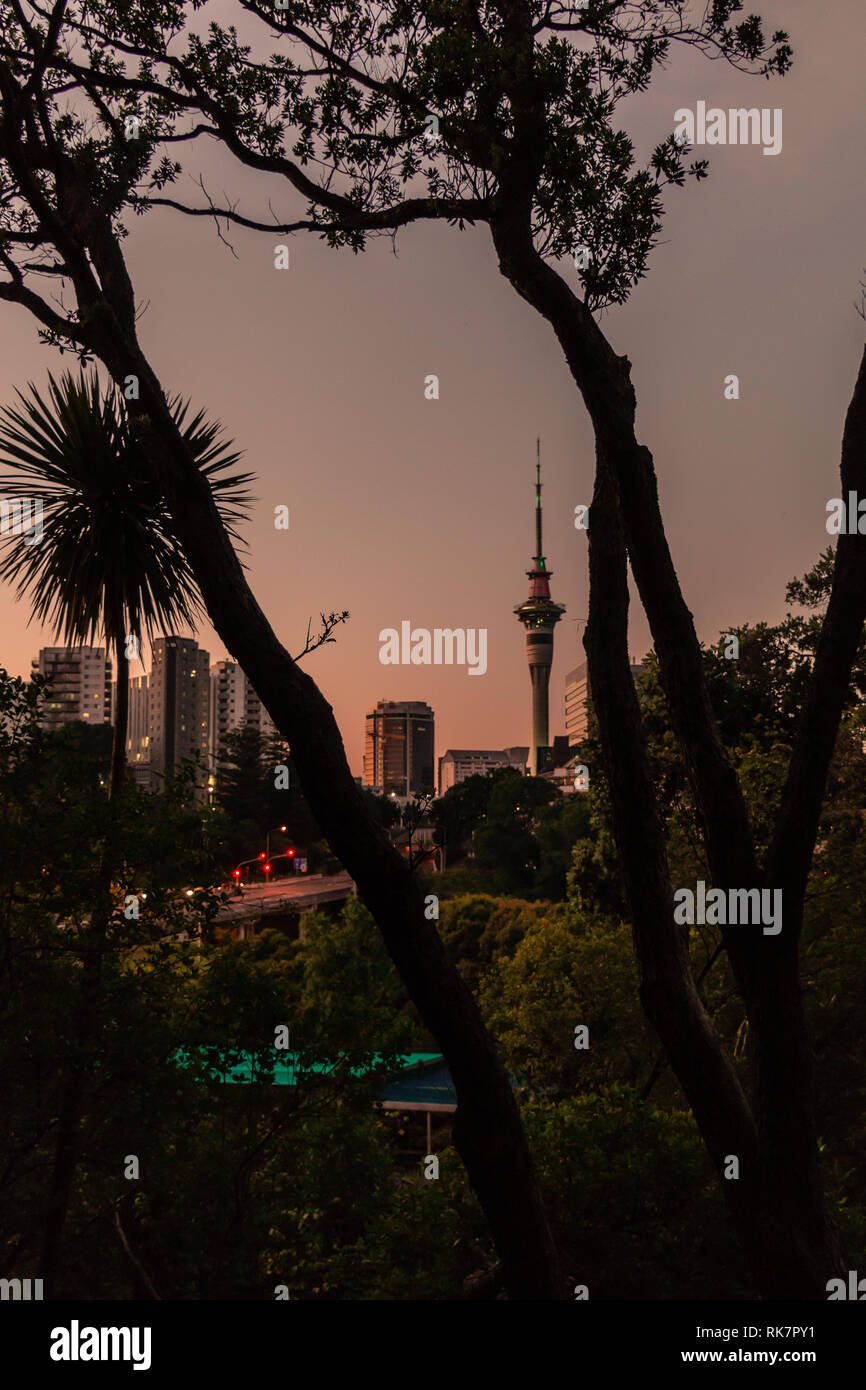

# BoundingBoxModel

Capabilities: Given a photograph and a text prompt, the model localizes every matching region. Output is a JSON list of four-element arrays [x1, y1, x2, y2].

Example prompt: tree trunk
[[42, 616, 125, 1291], [585, 443, 768, 1284], [110, 634, 129, 800], [748, 936, 846, 1297], [766, 347, 866, 901], [38, 919, 107, 1296]]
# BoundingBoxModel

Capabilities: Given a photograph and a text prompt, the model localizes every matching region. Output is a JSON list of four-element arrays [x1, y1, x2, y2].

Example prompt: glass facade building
[[363, 700, 435, 799]]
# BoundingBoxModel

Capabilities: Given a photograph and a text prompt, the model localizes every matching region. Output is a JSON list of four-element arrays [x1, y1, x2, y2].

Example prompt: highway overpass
[[215, 872, 356, 939]]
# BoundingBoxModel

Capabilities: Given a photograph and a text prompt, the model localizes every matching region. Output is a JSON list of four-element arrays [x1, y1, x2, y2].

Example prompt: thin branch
[[0, 271, 93, 348], [114, 1206, 162, 1300], [142, 192, 488, 237], [291, 610, 350, 663]]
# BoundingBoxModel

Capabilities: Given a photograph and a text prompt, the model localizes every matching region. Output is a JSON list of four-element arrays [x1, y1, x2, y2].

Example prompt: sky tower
[[514, 442, 566, 776]]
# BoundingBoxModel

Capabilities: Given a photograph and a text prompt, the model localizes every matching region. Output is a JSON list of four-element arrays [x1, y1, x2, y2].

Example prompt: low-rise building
[[437, 746, 528, 797]]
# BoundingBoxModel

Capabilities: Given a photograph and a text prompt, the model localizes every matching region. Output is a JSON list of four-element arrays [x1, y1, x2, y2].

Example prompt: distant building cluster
[[30, 452, 648, 811], [365, 453, 599, 807], [32, 637, 277, 795], [363, 459, 650, 806]]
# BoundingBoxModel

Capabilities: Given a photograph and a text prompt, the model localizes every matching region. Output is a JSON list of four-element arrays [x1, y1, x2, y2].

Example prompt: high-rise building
[[363, 700, 435, 800], [244, 679, 276, 743], [565, 657, 647, 748], [437, 746, 528, 797], [209, 660, 278, 775], [209, 659, 247, 772], [149, 636, 209, 789], [32, 646, 112, 731], [126, 673, 151, 788], [514, 444, 565, 776], [565, 662, 590, 747]]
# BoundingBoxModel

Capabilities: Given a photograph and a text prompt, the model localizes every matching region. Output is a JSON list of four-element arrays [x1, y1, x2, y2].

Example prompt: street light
[[266, 824, 288, 861]]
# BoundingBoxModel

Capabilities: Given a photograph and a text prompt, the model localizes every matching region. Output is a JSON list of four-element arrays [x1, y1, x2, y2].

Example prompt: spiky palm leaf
[[0, 369, 255, 796], [0, 369, 254, 649]]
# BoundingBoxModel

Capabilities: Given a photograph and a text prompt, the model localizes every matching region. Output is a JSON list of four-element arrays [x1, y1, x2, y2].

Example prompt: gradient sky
[[0, 0, 863, 776]]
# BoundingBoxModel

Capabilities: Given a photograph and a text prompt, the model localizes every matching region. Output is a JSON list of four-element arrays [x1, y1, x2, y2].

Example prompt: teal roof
[[174, 1047, 444, 1087]]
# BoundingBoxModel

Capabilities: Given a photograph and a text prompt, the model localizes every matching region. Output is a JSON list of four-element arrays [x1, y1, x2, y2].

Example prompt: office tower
[[32, 646, 112, 732], [514, 443, 565, 776], [209, 659, 247, 772], [209, 660, 279, 774], [244, 679, 277, 743], [565, 662, 591, 747], [437, 746, 528, 797], [565, 658, 647, 748], [149, 636, 209, 788], [363, 700, 435, 800], [126, 673, 151, 788]]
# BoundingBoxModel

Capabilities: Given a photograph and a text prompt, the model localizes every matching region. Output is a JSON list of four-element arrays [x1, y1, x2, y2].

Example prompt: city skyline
[[22, 448, 584, 782], [0, 0, 860, 777], [30, 630, 574, 789], [7, 446, 587, 777]]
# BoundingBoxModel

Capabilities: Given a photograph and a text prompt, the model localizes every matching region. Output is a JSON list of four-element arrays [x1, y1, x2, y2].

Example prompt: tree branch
[[585, 439, 758, 1195], [766, 344, 866, 918], [114, 1206, 161, 1300], [291, 610, 350, 663]]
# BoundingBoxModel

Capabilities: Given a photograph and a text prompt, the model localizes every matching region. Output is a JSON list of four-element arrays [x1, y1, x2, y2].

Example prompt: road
[[215, 871, 355, 923]]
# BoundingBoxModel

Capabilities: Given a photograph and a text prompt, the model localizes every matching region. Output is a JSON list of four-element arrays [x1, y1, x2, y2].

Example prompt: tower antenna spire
[[535, 438, 543, 562]]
